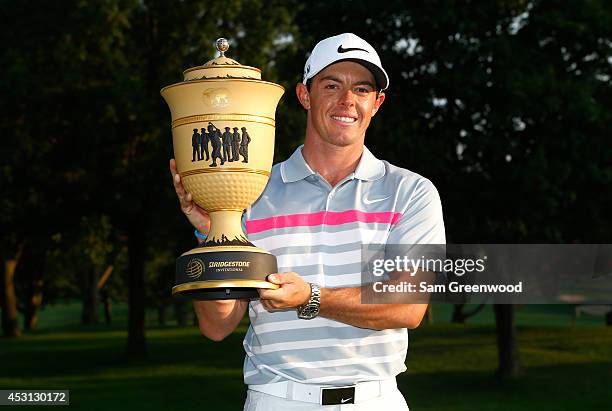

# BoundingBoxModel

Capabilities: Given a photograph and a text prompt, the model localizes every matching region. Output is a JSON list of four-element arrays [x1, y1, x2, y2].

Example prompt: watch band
[[297, 283, 321, 320]]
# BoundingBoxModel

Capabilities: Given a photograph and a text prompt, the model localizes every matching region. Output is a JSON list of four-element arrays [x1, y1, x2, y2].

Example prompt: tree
[[15, 241, 46, 331], [110, 0, 298, 358], [1, 0, 298, 349], [1, 247, 22, 337], [290, 0, 611, 377]]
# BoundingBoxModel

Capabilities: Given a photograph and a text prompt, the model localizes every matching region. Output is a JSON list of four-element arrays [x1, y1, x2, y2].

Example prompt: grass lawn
[[1, 303, 610, 410]]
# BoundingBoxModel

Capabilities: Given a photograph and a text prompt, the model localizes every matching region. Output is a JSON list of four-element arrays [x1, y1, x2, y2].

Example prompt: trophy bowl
[[161, 38, 284, 300]]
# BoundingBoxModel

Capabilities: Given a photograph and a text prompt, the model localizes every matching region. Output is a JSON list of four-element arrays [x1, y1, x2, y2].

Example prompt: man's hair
[[306, 78, 313, 91]]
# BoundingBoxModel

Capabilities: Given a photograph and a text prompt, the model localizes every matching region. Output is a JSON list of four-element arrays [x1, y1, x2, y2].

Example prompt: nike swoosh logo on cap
[[337, 45, 369, 53], [341, 398, 353, 403]]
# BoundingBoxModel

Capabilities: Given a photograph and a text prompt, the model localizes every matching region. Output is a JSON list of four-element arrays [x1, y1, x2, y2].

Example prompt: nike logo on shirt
[[363, 195, 391, 205], [337, 45, 369, 53]]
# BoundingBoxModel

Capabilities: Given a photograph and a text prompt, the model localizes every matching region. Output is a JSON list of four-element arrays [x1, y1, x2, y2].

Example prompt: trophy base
[[173, 246, 278, 300]]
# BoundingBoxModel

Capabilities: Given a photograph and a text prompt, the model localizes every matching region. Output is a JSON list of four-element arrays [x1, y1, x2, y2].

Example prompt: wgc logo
[[185, 258, 205, 279]]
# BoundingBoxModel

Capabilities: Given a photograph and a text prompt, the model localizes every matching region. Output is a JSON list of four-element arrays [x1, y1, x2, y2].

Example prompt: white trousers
[[243, 388, 410, 411]]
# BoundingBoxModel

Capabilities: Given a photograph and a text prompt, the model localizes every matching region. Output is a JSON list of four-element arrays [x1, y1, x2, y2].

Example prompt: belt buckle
[[321, 386, 356, 405]]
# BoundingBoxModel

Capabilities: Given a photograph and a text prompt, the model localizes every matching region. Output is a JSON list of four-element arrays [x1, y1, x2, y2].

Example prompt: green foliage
[[0, 0, 299, 309], [1, 0, 610, 322], [291, 0, 611, 242], [44, 215, 127, 302]]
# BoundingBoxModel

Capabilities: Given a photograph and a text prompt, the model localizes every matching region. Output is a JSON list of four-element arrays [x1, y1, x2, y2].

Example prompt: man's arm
[[319, 275, 433, 330], [170, 158, 246, 341], [258, 270, 435, 330], [193, 299, 249, 341]]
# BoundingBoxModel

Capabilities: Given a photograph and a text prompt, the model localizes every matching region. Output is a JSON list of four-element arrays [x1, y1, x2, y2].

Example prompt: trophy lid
[[183, 38, 262, 81]]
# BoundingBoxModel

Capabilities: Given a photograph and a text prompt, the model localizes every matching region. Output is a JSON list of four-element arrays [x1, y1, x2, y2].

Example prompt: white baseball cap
[[302, 33, 389, 91]]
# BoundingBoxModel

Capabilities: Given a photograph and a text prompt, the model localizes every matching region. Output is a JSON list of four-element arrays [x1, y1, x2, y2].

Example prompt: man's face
[[297, 61, 385, 148]]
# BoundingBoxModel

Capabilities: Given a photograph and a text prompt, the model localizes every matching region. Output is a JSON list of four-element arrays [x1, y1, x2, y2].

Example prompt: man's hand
[[169, 158, 210, 234], [258, 272, 311, 311]]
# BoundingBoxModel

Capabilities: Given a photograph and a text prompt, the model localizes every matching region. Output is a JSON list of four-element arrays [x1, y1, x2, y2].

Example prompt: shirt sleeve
[[387, 178, 446, 245]]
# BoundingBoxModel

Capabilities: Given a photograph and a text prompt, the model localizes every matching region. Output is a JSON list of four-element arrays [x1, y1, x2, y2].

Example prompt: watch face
[[298, 283, 320, 319], [299, 304, 319, 319], [303, 306, 317, 316]]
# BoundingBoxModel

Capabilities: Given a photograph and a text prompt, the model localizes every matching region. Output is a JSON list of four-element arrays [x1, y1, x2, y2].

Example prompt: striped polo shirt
[[242, 145, 445, 386]]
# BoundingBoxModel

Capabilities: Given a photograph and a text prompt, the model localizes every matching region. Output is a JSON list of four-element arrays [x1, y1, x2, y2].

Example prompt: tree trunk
[[100, 289, 112, 325], [97, 265, 114, 326], [2, 251, 22, 337], [81, 268, 99, 325], [174, 300, 188, 327], [20, 244, 46, 331], [24, 277, 44, 331], [494, 304, 521, 378], [452, 304, 486, 324], [127, 222, 146, 359], [425, 305, 433, 324], [158, 304, 167, 326], [452, 304, 466, 323]]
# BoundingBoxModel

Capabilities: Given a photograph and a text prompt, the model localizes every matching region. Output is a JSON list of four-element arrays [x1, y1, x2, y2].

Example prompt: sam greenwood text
[[372, 281, 523, 293]]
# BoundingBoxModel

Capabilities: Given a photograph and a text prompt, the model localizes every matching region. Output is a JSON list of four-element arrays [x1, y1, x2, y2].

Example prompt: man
[[200, 127, 210, 161], [232, 126, 241, 161], [191, 128, 200, 162], [207, 122, 224, 167], [222, 126, 233, 162], [239, 126, 251, 163], [197, 128, 204, 161], [170, 33, 445, 410]]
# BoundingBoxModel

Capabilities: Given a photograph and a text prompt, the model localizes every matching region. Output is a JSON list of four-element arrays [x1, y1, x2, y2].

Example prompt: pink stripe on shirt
[[246, 210, 402, 234]]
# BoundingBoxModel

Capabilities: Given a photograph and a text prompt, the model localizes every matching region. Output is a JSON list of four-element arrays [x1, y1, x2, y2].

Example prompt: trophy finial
[[216, 38, 230, 57]]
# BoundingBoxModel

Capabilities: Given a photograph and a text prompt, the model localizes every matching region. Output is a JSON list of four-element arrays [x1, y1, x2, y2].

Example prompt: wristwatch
[[297, 283, 321, 320]]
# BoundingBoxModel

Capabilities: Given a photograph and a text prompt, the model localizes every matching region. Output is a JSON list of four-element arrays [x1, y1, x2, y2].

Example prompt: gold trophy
[[161, 38, 284, 300]]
